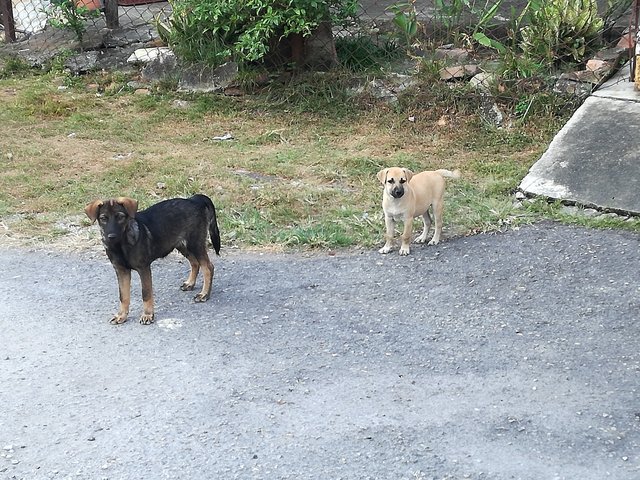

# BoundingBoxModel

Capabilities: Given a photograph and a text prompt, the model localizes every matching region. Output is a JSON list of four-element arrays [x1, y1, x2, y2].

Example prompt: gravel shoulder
[[1, 221, 639, 480]]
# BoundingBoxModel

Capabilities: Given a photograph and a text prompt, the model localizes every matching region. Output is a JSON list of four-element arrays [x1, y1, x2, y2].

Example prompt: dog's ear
[[403, 169, 414, 182], [377, 169, 388, 184], [116, 197, 138, 218], [84, 200, 103, 223]]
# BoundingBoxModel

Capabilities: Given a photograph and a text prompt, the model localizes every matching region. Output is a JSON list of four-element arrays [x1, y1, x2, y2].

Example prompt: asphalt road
[[1, 221, 639, 480]]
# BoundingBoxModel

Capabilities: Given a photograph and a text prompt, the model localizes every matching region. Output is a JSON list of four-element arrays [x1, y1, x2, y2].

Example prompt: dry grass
[[2, 66, 627, 252]]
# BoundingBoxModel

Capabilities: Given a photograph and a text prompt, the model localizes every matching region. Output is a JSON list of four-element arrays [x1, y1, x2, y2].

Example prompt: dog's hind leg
[[177, 246, 199, 292], [184, 241, 213, 302], [415, 210, 432, 244], [428, 200, 444, 245], [111, 266, 131, 324], [138, 266, 155, 325], [194, 254, 213, 302]]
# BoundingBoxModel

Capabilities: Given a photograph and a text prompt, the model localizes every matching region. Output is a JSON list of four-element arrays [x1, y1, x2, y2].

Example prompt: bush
[[519, 0, 603, 65], [157, 0, 358, 67]]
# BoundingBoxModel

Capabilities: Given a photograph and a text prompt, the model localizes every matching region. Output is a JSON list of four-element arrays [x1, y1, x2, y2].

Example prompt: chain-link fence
[[0, 1, 511, 65], [0, 0, 633, 74]]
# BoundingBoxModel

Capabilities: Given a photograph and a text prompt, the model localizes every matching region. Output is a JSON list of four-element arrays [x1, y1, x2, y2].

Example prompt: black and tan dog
[[85, 194, 221, 325], [377, 167, 460, 256]]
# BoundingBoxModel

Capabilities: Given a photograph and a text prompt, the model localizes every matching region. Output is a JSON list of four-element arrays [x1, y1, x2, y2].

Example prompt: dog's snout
[[391, 185, 405, 198]]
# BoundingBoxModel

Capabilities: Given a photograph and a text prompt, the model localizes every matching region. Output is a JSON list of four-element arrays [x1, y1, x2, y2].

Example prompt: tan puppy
[[377, 167, 460, 255]]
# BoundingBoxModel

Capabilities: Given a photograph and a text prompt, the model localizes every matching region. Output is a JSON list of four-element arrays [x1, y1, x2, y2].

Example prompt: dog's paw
[[139, 313, 155, 325], [194, 293, 210, 303], [415, 236, 428, 244], [378, 246, 392, 254], [180, 282, 195, 291], [399, 246, 410, 256], [428, 238, 440, 246], [109, 314, 128, 325]]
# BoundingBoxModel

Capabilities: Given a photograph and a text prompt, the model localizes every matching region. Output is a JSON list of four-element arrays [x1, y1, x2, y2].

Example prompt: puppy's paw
[[399, 246, 410, 256], [180, 282, 195, 291], [379, 245, 393, 254], [415, 235, 428, 244], [428, 238, 440, 246], [194, 293, 210, 303], [139, 313, 155, 325], [109, 313, 128, 325]]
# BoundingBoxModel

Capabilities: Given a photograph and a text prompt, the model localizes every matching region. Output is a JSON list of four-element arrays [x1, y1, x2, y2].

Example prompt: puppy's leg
[[399, 216, 413, 256], [379, 215, 396, 254], [194, 255, 214, 302], [177, 247, 199, 291], [428, 200, 444, 245], [415, 210, 432, 244], [111, 266, 131, 324], [138, 266, 155, 325], [183, 241, 214, 302]]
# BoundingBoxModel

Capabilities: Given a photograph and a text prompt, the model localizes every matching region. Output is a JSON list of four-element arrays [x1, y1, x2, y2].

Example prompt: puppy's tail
[[191, 194, 221, 256], [435, 169, 461, 180], [208, 204, 222, 256]]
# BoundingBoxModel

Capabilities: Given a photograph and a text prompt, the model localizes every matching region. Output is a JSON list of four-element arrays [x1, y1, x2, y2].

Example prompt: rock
[[593, 46, 627, 63], [434, 46, 470, 62], [561, 205, 580, 215], [140, 50, 179, 83], [478, 96, 505, 128], [177, 61, 239, 93], [560, 70, 601, 84], [617, 33, 634, 50], [439, 64, 481, 81], [553, 76, 593, 98], [351, 74, 418, 103], [64, 51, 100, 74], [127, 47, 173, 64], [583, 208, 600, 217], [171, 99, 191, 109], [469, 72, 495, 92], [586, 58, 609, 72]]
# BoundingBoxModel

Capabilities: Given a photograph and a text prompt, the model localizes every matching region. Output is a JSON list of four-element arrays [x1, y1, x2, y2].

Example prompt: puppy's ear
[[403, 169, 414, 182], [116, 197, 138, 218], [84, 200, 103, 223], [377, 169, 388, 184]]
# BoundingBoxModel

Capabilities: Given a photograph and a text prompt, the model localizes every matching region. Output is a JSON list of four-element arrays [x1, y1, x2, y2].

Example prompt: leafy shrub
[[45, 0, 100, 43], [157, 0, 358, 67]]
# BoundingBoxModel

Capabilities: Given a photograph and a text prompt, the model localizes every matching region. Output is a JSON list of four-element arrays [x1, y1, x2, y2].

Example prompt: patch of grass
[[0, 56, 32, 79], [0, 67, 635, 252]]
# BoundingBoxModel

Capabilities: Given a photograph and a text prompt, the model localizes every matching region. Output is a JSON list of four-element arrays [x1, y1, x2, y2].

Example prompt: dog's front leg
[[379, 215, 396, 254], [138, 266, 155, 325], [111, 266, 131, 324], [399, 216, 413, 256]]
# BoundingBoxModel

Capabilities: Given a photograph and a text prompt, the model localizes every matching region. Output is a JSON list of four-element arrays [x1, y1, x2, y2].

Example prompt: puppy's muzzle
[[391, 185, 405, 198], [103, 231, 120, 245]]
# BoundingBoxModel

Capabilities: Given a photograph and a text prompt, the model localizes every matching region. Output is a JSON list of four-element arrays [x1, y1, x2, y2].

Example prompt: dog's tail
[[191, 194, 221, 256], [435, 169, 461, 180]]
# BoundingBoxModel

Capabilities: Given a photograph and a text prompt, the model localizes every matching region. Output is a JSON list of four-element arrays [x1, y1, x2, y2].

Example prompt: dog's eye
[[115, 212, 127, 221], [387, 179, 395, 184], [98, 214, 108, 223], [399, 178, 406, 184]]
